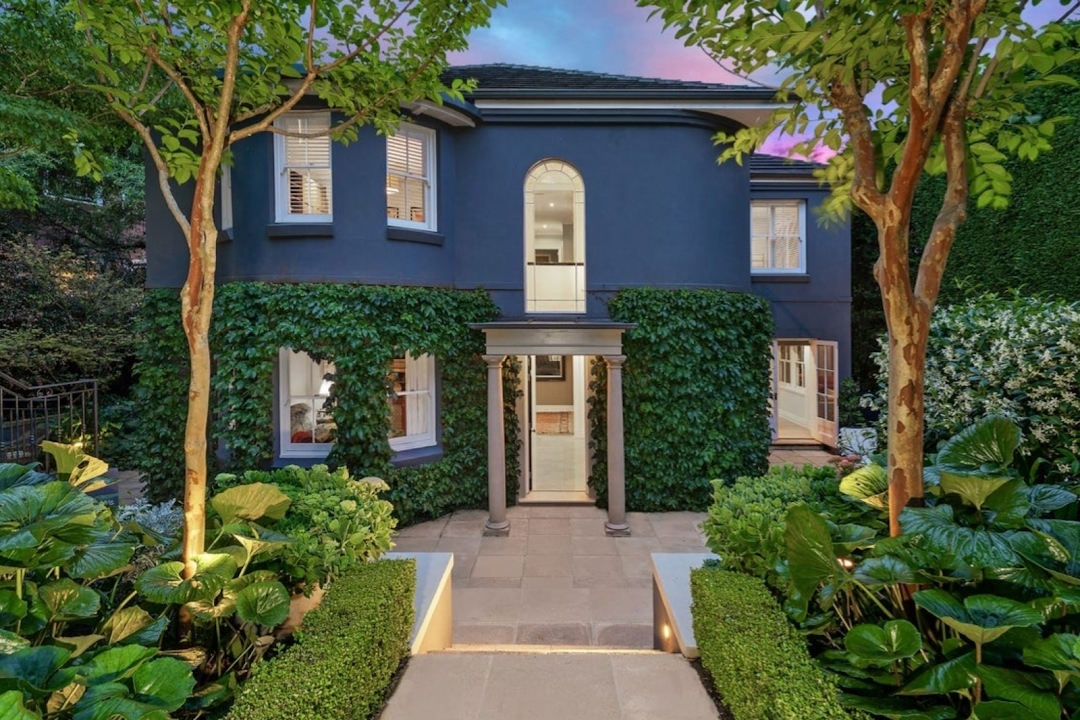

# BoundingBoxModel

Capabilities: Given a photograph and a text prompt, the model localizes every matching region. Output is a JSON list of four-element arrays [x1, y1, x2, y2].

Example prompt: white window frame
[[751, 200, 806, 274], [386, 122, 437, 232], [220, 164, 234, 233], [274, 112, 333, 223], [388, 352, 437, 452], [278, 348, 336, 459]]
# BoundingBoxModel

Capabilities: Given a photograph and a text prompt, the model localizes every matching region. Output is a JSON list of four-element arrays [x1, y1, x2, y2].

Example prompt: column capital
[[604, 354, 627, 370], [483, 354, 506, 368]]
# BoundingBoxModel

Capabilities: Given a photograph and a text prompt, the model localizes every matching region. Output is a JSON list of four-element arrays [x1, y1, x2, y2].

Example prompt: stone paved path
[[380, 650, 720, 720], [392, 507, 709, 648]]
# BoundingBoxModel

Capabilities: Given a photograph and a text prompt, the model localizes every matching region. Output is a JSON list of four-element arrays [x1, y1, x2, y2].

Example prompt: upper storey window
[[524, 160, 585, 313], [274, 113, 333, 223], [386, 122, 436, 231], [751, 200, 805, 273]]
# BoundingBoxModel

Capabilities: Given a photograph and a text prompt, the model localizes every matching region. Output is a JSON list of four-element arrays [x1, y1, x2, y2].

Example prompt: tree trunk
[[875, 223, 929, 537], [180, 174, 219, 579]]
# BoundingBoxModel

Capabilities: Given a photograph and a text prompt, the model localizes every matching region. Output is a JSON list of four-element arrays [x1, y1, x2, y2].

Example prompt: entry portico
[[474, 322, 634, 537]]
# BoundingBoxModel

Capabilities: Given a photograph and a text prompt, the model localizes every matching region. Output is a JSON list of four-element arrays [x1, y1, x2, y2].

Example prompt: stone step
[[380, 649, 721, 720], [442, 643, 665, 655]]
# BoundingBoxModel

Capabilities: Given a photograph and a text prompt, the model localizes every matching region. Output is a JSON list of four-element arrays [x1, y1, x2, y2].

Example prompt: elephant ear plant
[[0, 445, 196, 719], [780, 416, 1080, 720]]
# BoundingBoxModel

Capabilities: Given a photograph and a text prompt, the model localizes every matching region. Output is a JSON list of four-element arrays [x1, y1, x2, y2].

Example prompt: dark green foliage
[[849, 58, 1080, 392], [589, 288, 774, 511], [703, 464, 873, 586], [130, 284, 520, 522], [691, 568, 854, 720], [0, 241, 142, 386], [226, 559, 415, 720]]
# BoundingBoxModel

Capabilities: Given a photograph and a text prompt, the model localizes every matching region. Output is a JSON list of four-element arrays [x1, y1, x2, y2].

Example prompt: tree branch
[[915, 98, 968, 308]]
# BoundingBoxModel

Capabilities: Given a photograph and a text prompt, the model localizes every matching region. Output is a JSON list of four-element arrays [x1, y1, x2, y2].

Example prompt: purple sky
[[450, 0, 1068, 156]]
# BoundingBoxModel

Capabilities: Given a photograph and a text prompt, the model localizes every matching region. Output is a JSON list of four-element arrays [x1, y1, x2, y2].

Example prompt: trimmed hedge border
[[227, 558, 416, 720], [691, 567, 854, 720]]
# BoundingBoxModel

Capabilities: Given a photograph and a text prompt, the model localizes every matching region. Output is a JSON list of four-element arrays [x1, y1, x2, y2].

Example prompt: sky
[[451, 0, 1068, 82], [449, 0, 1070, 157]]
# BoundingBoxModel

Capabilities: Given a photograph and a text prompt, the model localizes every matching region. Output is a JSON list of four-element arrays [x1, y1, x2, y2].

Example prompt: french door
[[811, 340, 838, 448]]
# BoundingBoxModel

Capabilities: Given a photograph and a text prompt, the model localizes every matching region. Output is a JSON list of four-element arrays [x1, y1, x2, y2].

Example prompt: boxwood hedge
[[691, 567, 856, 720], [226, 558, 415, 720]]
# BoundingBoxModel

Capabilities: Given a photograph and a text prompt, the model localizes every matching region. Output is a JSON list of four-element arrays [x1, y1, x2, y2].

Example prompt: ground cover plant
[[766, 416, 1080, 718], [0, 444, 403, 718]]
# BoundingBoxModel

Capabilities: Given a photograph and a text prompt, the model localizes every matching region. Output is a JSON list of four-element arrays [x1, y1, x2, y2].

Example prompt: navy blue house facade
[[145, 65, 851, 533]]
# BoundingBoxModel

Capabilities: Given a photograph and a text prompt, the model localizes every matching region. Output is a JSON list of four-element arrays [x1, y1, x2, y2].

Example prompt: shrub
[[226, 558, 415, 720], [702, 464, 873, 586], [691, 567, 854, 720], [867, 293, 1080, 476], [214, 465, 397, 589], [589, 288, 774, 511]]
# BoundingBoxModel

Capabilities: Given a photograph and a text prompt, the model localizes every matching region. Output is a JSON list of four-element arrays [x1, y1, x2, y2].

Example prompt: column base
[[604, 521, 631, 537], [483, 520, 510, 537]]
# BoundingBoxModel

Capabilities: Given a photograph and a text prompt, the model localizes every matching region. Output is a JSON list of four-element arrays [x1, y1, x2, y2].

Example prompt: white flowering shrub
[[867, 294, 1080, 475]]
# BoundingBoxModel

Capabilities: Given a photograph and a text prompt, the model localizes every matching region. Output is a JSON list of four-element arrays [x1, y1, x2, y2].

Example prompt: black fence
[[0, 371, 99, 469]]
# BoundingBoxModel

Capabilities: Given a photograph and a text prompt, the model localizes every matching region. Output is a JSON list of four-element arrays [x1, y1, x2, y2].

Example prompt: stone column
[[605, 355, 630, 536], [483, 354, 510, 536]]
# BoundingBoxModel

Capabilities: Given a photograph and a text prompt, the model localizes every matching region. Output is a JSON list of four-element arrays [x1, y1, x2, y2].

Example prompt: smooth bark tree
[[643, 0, 1079, 534], [70, 0, 503, 577]]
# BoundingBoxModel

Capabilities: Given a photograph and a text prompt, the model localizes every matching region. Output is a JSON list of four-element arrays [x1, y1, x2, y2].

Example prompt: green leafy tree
[[70, 0, 504, 579], [643, 0, 1079, 534], [0, 0, 119, 208]]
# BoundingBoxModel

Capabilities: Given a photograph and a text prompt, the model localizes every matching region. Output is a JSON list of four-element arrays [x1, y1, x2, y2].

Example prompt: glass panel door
[[812, 340, 839, 448]]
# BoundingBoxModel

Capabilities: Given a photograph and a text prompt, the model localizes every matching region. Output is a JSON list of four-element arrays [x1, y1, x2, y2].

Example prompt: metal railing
[[0, 371, 99, 468]]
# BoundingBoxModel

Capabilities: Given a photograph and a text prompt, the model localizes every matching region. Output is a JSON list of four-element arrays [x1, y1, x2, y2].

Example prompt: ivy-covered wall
[[589, 288, 774, 511], [129, 284, 520, 526]]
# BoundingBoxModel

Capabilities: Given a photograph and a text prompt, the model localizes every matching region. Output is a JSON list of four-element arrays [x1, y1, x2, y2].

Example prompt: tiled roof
[[441, 64, 778, 101], [748, 154, 823, 177]]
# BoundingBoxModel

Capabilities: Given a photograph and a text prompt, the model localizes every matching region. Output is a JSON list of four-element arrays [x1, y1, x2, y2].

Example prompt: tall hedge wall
[[129, 284, 520, 526], [850, 60, 1080, 390], [589, 288, 774, 511]]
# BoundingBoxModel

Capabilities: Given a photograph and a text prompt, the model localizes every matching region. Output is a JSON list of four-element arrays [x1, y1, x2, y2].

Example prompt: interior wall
[[536, 356, 573, 405]]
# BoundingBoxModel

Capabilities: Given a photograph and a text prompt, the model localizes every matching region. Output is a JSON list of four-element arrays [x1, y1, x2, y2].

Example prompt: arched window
[[524, 160, 585, 313]]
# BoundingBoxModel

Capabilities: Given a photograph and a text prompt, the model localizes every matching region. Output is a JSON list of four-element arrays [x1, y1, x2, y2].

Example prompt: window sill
[[387, 226, 444, 246], [266, 223, 334, 240], [751, 274, 810, 283], [391, 444, 444, 468]]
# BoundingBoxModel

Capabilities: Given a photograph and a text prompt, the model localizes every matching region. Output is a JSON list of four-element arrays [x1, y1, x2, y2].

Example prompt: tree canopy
[[642, 0, 1079, 534]]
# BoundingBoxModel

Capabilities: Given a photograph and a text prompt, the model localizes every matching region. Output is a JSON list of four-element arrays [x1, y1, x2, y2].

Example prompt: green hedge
[[691, 568, 854, 720], [227, 558, 415, 720], [589, 288, 774, 511], [128, 284, 521, 525]]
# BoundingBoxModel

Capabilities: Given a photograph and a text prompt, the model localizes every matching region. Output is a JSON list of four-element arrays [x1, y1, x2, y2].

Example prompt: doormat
[[536, 412, 572, 435]]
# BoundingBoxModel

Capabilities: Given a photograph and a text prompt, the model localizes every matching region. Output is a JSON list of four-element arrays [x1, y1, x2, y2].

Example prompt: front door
[[525, 354, 587, 496]]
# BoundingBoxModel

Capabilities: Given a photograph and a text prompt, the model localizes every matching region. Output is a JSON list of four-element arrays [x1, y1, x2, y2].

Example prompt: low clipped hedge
[[227, 558, 415, 720], [691, 568, 854, 720]]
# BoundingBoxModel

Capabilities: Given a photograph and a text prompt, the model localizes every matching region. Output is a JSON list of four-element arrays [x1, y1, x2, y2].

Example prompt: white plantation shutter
[[751, 201, 804, 272], [386, 123, 435, 228], [276, 114, 332, 220]]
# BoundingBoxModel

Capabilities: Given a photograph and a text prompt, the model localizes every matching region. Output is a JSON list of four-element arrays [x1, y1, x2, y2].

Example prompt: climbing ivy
[[589, 288, 774, 511], [129, 284, 519, 525]]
